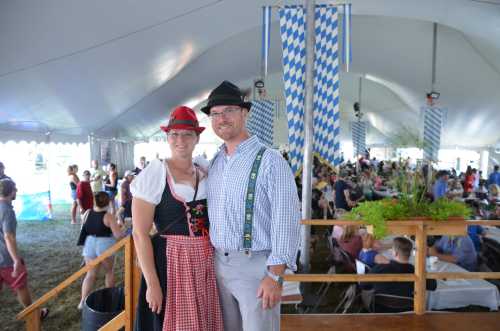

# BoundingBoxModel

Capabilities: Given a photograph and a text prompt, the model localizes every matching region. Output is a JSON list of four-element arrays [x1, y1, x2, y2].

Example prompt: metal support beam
[[299, 0, 316, 272]]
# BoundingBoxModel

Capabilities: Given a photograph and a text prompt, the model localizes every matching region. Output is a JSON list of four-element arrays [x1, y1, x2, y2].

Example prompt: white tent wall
[[89, 137, 135, 176], [0, 1, 499, 155]]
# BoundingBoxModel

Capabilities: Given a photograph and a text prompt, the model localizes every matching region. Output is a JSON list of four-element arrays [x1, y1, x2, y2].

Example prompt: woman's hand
[[146, 281, 163, 314]]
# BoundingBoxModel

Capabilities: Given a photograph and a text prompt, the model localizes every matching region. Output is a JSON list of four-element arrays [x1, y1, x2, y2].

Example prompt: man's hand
[[257, 276, 282, 309], [428, 246, 438, 256]]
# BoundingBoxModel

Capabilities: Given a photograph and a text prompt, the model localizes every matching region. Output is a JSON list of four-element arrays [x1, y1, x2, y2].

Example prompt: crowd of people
[[297, 152, 500, 312], [67, 159, 143, 226], [66, 159, 147, 309]]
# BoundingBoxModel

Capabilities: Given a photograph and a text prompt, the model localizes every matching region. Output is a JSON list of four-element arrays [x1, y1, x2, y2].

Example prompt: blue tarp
[[13, 191, 52, 221]]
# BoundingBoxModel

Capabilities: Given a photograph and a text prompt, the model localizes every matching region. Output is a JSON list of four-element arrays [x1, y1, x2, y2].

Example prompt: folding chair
[[309, 235, 357, 313]]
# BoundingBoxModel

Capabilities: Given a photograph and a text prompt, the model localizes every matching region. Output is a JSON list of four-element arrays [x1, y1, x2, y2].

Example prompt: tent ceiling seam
[[0, 0, 224, 79], [460, 32, 500, 80]]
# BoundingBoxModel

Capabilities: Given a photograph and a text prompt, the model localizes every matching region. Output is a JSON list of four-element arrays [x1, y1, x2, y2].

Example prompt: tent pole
[[299, 0, 316, 272]]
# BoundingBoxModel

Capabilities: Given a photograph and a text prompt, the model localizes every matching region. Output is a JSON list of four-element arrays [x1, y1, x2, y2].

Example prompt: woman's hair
[[83, 170, 91, 177], [465, 166, 472, 176], [362, 233, 375, 249], [67, 165, 74, 174], [94, 191, 110, 208], [109, 163, 116, 171], [340, 225, 358, 242]]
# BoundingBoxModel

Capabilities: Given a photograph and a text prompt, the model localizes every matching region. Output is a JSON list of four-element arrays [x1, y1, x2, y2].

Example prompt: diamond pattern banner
[[351, 120, 367, 158], [247, 100, 275, 147], [279, 5, 341, 174], [313, 6, 341, 168], [423, 107, 443, 162]]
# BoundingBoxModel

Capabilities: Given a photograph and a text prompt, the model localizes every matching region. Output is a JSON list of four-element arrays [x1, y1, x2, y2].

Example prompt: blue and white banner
[[423, 107, 443, 162], [279, 5, 341, 173], [247, 100, 275, 147], [342, 4, 352, 72], [351, 120, 367, 158], [261, 6, 272, 77], [313, 6, 341, 168]]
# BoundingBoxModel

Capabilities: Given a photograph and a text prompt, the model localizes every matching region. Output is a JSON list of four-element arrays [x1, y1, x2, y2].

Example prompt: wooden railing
[[16, 219, 500, 329], [283, 219, 500, 315], [16, 235, 141, 331]]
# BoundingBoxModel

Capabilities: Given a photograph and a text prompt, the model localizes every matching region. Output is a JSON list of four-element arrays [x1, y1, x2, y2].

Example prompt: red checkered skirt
[[162, 235, 224, 331]]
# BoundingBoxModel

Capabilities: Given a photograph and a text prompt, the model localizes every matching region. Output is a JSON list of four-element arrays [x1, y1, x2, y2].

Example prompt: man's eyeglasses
[[167, 131, 197, 139], [208, 107, 241, 119]]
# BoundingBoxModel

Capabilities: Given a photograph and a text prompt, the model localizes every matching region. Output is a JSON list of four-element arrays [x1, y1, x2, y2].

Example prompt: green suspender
[[243, 147, 267, 255]]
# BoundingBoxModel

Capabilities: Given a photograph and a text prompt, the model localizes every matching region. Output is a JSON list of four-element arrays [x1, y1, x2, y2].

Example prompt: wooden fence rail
[[283, 219, 500, 315], [16, 219, 500, 329], [16, 235, 141, 331]]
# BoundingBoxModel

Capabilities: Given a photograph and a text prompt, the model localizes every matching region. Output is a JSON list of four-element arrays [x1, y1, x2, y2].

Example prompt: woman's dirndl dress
[[133, 160, 223, 331]]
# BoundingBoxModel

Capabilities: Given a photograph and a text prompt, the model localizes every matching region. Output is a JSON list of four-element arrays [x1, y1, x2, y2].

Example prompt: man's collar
[[219, 135, 259, 156]]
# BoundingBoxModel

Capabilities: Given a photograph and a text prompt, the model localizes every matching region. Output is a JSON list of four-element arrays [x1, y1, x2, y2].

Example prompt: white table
[[381, 250, 500, 311], [484, 226, 500, 244], [374, 189, 398, 198]]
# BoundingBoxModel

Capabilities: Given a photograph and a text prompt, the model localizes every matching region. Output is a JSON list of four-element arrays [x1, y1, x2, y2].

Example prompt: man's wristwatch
[[265, 270, 284, 287]]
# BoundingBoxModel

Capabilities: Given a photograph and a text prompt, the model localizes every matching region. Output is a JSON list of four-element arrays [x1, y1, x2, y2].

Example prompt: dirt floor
[[0, 204, 123, 331]]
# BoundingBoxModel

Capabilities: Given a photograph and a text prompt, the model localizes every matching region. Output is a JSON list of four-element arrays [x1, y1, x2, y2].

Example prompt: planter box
[[385, 218, 467, 236]]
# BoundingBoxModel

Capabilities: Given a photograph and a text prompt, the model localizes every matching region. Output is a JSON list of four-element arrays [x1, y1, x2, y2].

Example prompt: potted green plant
[[344, 166, 472, 239]]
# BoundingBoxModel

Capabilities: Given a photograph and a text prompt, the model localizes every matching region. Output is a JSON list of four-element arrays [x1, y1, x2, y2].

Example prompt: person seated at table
[[492, 203, 500, 219], [349, 179, 365, 205], [334, 170, 356, 214], [428, 235, 478, 271], [361, 237, 437, 312], [360, 170, 375, 201], [488, 184, 499, 204], [447, 179, 464, 200], [338, 225, 363, 260], [432, 170, 449, 200], [358, 233, 389, 268], [467, 225, 485, 253]]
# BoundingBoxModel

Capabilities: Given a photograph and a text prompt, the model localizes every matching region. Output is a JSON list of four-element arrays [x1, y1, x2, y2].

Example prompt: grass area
[[0, 204, 124, 331]]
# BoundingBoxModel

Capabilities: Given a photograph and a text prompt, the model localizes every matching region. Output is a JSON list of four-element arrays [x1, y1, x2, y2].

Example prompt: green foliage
[[427, 199, 472, 221], [345, 198, 472, 239]]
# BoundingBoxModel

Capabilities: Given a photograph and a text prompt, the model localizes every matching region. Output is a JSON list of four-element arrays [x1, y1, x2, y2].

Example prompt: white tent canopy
[[1, 0, 500, 148]]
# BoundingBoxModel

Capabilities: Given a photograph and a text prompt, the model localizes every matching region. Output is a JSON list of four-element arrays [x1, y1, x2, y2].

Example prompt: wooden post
[[25, 309, 41, 331], [414, 223, 427, 315], [124, 236, 134, 331], [133, 248, 141, 318]]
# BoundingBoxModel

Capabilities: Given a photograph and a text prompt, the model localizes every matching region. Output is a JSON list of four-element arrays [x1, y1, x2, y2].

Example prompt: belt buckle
[[244, 249, 252, 257]]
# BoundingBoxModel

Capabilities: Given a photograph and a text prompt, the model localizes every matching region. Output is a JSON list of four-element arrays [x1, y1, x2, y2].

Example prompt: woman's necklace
[[168, 161, 195, 177]]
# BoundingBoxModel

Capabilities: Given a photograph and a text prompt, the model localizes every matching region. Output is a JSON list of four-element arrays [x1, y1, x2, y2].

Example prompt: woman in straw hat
[[131, 106, 223, 331]]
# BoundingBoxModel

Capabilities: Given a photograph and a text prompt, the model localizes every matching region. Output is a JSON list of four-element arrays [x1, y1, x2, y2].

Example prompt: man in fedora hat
[[202, 81, 301, 331]]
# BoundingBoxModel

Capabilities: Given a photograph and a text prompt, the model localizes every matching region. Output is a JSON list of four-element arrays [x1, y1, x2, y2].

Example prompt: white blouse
[[130, 159, 207, 205]]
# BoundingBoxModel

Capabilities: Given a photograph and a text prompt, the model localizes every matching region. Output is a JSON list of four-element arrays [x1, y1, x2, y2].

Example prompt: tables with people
[[428, 235, 478, 272], [377, 236, 500, 311], [360, 237, 437, 313]]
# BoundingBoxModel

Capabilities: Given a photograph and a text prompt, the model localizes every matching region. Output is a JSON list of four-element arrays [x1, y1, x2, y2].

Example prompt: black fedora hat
[[200, 80, 252, 115]]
